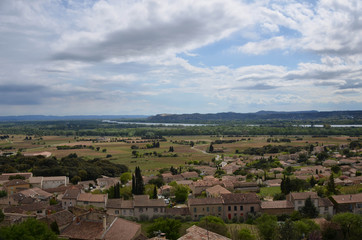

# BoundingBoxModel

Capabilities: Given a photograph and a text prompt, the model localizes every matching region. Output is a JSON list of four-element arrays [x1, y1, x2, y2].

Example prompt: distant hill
[[0, 115, 149, 121], [146, 111, 362, 123]]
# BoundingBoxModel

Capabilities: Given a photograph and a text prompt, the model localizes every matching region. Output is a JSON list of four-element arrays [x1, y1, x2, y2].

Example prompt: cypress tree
[[152, 185, 157, 199], [132, 174, 135, 195], [327, 174, 336, 195]]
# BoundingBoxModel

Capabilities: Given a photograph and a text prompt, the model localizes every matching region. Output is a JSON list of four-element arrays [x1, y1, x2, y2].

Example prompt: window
[[139, 208, 143, 212], [218, 207, 222, 212], [194, 208, 197, 213], [234, 206, 237, 211], [298, 200, 302, 204], [123, 210, 126, 214], [228, 206, 231, 211], [324, 207, 328, 212], [37, 210, 42, 214], [240, 206, 243, 211], [84, 201, 89, 205], [250, 206, 254, 213], [207, 207, 209, 212], [154, 208, 158, 212], [115, 210, 119, 214]]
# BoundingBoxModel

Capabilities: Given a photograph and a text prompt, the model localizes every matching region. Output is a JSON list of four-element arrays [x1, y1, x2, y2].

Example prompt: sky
[[0, 0, 361, 116]]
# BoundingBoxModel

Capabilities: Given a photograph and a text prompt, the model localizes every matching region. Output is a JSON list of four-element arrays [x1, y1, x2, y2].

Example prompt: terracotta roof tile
[[221, 193, 260, 204], [290, 192, 318, 200], [261, 200, 294, 209], [188, 198, 223, 206], [77, 193, 107, 203], [332, 193, 362, 204], [102, 218, 141, 240], [178, 225, 231, 240]]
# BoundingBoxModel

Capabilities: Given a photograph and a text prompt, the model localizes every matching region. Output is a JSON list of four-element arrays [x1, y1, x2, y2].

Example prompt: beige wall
[[261, 208, 294, 215], [134, 206, 166, 220], [223, 203, 260, 221], [62, 199, 77, 210], [189, 204, 223, 220], [5, 183, 30, 195], [77, 201, 106, 209]]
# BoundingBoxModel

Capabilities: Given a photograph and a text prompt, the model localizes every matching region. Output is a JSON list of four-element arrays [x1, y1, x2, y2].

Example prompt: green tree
[[332, 212, 362, 240], [0, 209, 4, 223], [238, 228, 256, 240], [147, 218, 182, 240], [71, 175, 81, 184], [132, 166, 144, 195], [152, 185, 158, 199], [148, 176, 165, 188], [208, 143, 214, 153], [174, 184, 190, 203], [255, 214, 279, 240], [327, 174, 337, 195], [300, 197, 319, 218], [119, 186, 132, 200], [279, 219, 298, 240], [198, 216, 228, 237], [120, 172, 132, 184], [50, 221, 60, 235], [0, 218, 60, 240], [294, 219, 320, 239], [309, 175, 317, 187]]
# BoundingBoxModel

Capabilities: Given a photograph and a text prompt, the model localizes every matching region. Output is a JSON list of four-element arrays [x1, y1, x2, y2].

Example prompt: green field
[[259, 186, 281, 199], [1, 134, 358, 174]]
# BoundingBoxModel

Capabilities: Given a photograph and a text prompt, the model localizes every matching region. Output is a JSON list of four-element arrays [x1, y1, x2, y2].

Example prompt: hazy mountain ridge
[[146, 111, 362, 123], [0, 115, 149, 121]]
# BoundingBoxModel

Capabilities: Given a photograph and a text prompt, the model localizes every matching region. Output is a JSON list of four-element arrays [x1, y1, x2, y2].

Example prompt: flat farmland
[[1, 135, 357, 174]]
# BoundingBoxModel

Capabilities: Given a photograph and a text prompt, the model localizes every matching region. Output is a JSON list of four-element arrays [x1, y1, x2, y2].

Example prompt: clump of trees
[[0, 154, 128, 181], [132, 166, 145, 195]]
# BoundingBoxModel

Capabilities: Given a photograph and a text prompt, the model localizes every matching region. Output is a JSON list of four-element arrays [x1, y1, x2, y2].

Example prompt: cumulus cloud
[[0, 0, 361, 115]]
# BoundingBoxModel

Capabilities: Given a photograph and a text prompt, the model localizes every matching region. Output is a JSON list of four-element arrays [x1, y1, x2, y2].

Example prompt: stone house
[[4, 179, 30, 195], [206, 185, 231, 198], [221, 193, 261, 221], [42, 176, 69, 189], [76, 193, 108, 209], [286, 192, 333, 216], [133, 195, 166, 220], [330, 193, 362, 214], [261, 200, 294, 215], [62, 187, 82, 210], [188, 197, 223, 220]]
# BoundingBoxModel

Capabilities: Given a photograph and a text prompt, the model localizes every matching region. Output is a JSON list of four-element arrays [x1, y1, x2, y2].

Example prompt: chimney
[[103, 215, 106, 230]]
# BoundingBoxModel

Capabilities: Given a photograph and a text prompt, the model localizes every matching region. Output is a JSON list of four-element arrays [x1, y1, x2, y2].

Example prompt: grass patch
[[258, 186, 281, 198], [227, 223, 261, 240]]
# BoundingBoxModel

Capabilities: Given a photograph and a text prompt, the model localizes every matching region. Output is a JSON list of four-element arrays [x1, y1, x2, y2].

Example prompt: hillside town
[[0, 140, 361, 240]]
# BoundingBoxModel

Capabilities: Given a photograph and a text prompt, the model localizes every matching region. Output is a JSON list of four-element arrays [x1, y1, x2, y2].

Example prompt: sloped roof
[[332, 193, 362, 204], [319, 198, 333, 207], [290, 192, 318, 200], [4, 179, 29, 187], [77, 193, 107, 203], [134, 195, 165, 207], [206, 185, 231, 195], [102, 218, 141, 240], [60, 220, 104, 240], [19, 187, 52, 199], [63, 187, 81, 199], [261, 200, 294, 209], [221, 193, 260, 204], [178, 225, 231, 240], [188, 198, 223, 206], [106, 199, 122, 209], [40, 210, 75, 227]]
